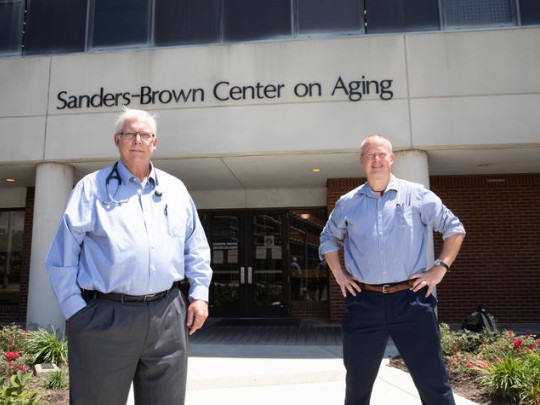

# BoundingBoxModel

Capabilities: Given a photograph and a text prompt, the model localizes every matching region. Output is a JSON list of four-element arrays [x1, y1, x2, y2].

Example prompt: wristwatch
[[434, 259, 450, 271]]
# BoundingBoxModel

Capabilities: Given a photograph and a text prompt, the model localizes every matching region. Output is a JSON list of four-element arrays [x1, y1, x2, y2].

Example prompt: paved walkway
[[126, 319, 480, 404]]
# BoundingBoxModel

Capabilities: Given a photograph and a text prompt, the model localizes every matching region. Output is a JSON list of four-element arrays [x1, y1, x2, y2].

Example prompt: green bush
[[27, 329, 68, 366], [0, 326, 33, 380], [440, 323, 540, 404], [43, 370, 68, 390], [0, 371, 41, 404]]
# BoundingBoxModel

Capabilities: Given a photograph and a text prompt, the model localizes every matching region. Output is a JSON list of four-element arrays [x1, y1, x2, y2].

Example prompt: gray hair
[[360, 134, 393, 155], [115, 107, 158, 136]]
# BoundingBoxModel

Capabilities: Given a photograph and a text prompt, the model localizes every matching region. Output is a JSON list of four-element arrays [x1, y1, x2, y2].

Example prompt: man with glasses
[[320, 134, 465, 404], [45, 108, 212, 404]]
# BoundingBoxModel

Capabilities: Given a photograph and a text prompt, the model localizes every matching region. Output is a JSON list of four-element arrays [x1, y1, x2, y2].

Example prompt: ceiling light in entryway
[[311, 168, 321, 172]]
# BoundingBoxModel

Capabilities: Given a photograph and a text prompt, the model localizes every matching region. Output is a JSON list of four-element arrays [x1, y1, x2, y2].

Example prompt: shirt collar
[[116, 160, 157, 187], [359, 174, 398, 197]]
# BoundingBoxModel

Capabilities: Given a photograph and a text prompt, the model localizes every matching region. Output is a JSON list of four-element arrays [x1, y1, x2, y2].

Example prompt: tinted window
[[519, 0, 540, 25], [297, 0, 363, 35], [24, 0, 87, 55], [155, 0, 221, 46], [224, 0, 291, 41], [366, 0, 440, 34], [0, 210, 25, 305], [443, 0, 516, 28], [90, 0, 151, 49], [0, 0, 24, 55]]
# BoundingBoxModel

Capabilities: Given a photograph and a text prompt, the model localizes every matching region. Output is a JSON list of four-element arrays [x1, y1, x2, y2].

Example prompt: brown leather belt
[[360, 280, 413, 294]]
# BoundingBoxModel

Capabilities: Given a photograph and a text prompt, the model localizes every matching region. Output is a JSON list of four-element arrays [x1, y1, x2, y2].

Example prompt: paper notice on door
[[228, 249, 238, 264], [256, 246, 266, 259], [213, 250, 224, 264], [271, 246, 282, 259]]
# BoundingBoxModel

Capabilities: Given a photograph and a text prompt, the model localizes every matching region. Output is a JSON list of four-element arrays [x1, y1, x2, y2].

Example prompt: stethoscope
[[101, 161, 163, 206]]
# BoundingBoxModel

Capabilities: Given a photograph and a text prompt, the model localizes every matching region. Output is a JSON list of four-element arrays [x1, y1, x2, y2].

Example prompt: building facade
[[1, 0, 539, 331]]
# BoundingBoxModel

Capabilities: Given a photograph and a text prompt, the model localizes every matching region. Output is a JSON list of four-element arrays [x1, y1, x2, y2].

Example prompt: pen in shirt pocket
[[164, 204, 168, 216]]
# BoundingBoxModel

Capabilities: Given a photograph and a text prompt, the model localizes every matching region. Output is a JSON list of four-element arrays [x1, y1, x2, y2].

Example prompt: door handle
[[247, 267, 253, 284], [240, 267, 245, 285]]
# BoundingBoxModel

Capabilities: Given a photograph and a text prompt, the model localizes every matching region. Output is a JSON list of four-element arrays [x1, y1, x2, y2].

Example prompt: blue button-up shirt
[[45, 161, 212, 320], [319, 175, 465, 284]]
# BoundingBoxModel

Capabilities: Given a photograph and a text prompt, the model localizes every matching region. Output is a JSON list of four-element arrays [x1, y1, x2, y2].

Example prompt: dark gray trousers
[[67, 288, 188, 405]]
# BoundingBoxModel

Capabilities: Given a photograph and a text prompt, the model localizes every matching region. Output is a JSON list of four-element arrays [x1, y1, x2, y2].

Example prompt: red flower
[[8, 340, 13, 346], [451, 345, 458, 351], [512, 338, 523, 349], [18, 365, 26, 371], [5, 351, 20, 361]]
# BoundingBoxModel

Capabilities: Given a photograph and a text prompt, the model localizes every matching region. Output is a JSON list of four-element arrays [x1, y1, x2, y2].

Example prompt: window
[[89, 0, 152, 49], [365, 0, 440, 34], [23, 0, 87, 55], [0, 0, 24, 55], [288, 209, 328, 302], [296, 0, 364, 36], [519, 0, 540, 25], [224, 0, 292, 41], [154, 0, 221, 46], [443, 0, 516, 29], [0, 211, 24, 305]]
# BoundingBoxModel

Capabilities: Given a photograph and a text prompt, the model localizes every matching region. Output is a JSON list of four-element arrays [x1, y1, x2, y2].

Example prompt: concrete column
[[392, 150, 435, 268], [26, 163, 74, 332]]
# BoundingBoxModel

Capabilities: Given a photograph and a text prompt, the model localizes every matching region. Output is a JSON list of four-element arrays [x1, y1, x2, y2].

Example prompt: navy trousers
[[67, 287, 188, 405], [342, 288, 455, 405]]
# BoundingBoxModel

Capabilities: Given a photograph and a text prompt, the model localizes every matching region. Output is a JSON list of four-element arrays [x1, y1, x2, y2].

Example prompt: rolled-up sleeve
[[421, 190, 466, 239], [319, 202, 346, 259]]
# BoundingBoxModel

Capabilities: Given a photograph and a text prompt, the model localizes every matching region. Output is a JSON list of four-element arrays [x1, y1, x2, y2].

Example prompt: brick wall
[[326, 175, 540, 325], [431, 174, 540, 324]]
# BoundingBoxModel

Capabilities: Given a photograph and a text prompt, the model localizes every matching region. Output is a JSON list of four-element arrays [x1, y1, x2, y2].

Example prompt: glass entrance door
[[203, 211, 287, 317]]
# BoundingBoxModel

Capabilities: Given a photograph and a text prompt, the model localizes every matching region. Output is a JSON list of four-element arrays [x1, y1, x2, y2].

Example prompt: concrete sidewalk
[[127, 342, 478, 405]]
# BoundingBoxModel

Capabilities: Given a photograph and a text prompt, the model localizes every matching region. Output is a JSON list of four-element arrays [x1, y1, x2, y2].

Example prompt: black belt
[[360, 280, 413, 294], [82, 282, 179, 303]]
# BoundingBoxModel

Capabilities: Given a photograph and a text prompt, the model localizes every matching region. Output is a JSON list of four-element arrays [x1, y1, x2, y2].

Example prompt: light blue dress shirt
[[45, 161, 212, 320], [319, 175, 465, 285]]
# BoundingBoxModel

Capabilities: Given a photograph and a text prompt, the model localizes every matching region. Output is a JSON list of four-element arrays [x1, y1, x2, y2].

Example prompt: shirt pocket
[[395, 203, 413, 228], [165, 204, 186, 238]]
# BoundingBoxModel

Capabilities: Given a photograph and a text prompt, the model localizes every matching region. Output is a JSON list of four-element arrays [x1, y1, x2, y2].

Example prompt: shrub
[[0, 326, 33, 381], [440, 323, 540, 404], [481, 352, 540, 405], [0, 370, 41, 404], [27, 328, 68, 366], [0, 325, 30, 356], [43, 370, 68, 390]]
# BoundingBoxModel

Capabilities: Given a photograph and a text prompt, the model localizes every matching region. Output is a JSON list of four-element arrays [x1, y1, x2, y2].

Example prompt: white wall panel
[[0, 117, 46, 161], [0, 58, 50, 116], [410, 94, 540, 147], [406, 28, 540, 97]]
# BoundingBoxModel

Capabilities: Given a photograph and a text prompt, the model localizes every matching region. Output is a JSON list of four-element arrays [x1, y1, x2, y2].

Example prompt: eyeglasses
[[362, 153, 388, 161], [118, 132, 155, 142]]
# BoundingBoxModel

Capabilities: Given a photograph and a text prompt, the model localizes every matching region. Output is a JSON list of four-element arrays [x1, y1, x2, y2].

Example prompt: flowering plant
[[0, 324, 33, 380], [440, 323, 540, 404]]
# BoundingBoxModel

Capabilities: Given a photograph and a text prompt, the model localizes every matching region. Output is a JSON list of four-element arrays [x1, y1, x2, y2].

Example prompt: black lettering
[[348, 81, 362, 101], [213, 81, 229, 101], [56, 91, 68, 110], [140, 86, 153, 105], [332, 76, 348, 97], [158, 90, 172, 104], [380, 80, 393, 100], [79, 94, 91, 108]]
